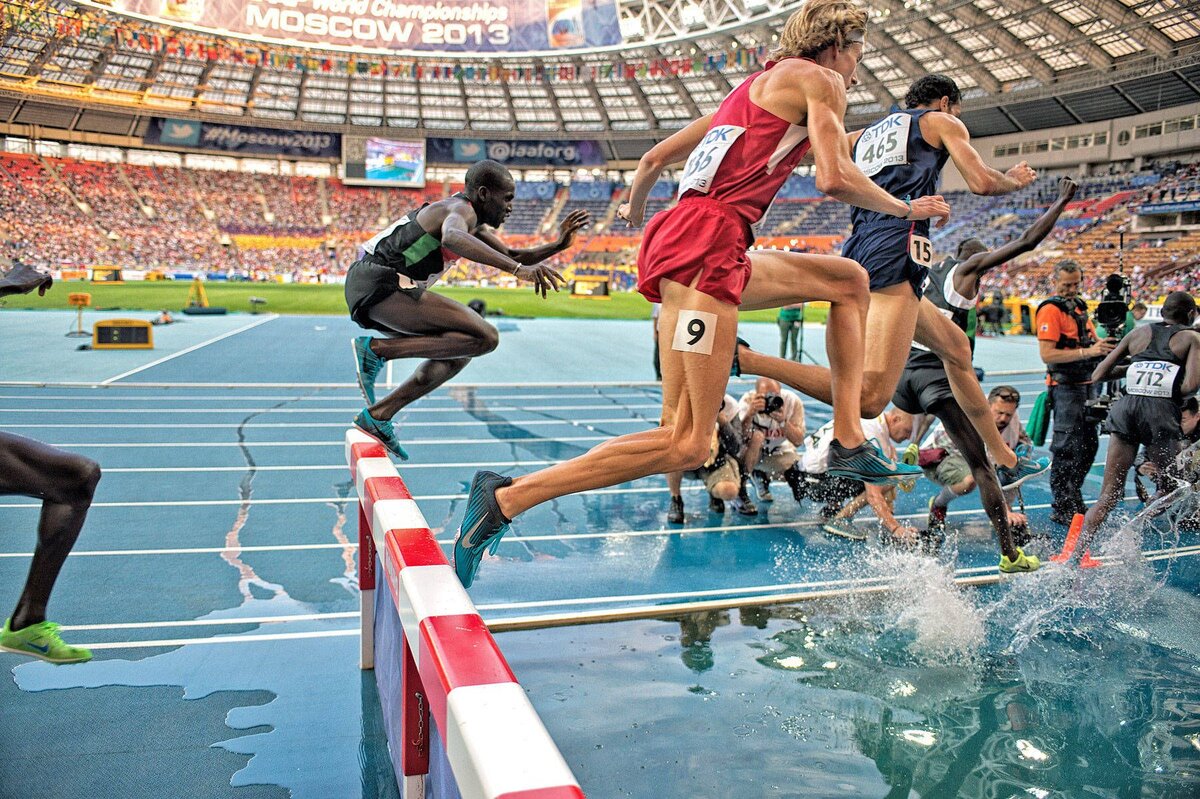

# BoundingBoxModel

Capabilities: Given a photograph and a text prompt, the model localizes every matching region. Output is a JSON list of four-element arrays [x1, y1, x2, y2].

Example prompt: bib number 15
[[909, 235, 933, 267]]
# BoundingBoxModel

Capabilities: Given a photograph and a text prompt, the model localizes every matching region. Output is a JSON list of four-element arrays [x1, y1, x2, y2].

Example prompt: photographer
[[666, 394, 744, 524], [1036, 262, 1116, 525], [737, 378, 807, 514]]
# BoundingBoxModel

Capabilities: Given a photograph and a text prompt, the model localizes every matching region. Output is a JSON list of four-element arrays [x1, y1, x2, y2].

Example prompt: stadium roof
[[0, 0, 1197, 154]]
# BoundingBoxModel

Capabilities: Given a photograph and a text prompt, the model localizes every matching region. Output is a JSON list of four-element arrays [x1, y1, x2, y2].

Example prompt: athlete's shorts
[[892, 364, 955, 415], [923, 452, 971, 487], [345, 258, 426, 332], [1107, 395, 1182, 449], [840, 222, 928, 296], [637, 197, 754, 307]]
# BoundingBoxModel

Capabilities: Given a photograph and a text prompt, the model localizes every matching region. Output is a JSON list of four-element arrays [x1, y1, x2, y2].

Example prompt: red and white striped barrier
[[347, 428, 584, 799]]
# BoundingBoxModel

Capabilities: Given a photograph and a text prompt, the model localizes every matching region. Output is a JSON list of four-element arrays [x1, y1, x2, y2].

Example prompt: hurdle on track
[[347, 428, 584, 799]]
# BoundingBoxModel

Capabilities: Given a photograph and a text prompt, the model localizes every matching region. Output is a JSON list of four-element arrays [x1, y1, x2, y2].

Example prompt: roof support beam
[[1008, 0, 1112, 71], [944, 2, 1055, 84], [1072, 0, 1176, 58], [876, 0, 1001, 94]]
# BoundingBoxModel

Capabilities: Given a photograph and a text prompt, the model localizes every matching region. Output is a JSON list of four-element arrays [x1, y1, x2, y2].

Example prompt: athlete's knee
[[860, 384, 892, 418], [667, 433, 712, 473], [63, 455, 101, 505], [471, 324, 500, 356]]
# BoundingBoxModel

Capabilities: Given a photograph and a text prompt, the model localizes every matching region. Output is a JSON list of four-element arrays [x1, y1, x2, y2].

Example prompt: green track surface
[[0, 281, 830, 323]]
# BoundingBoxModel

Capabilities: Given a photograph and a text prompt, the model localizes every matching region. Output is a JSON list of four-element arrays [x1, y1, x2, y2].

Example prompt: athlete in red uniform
[[451, 0, 951, 588]]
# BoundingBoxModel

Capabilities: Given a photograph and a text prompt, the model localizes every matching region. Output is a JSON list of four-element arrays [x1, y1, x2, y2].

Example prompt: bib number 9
[[672, 309, 718, 355], [909, 235, 933, 267]]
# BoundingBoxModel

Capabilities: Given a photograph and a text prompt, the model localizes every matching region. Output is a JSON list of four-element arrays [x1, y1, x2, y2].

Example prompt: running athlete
[[346, 160, 590, 458], [1073, 292, 1200, 558], [890, 176, 1077, 573], [733, 74, 1038, 471], [451, 0, 951, 588], [0, 261, 97, 664]]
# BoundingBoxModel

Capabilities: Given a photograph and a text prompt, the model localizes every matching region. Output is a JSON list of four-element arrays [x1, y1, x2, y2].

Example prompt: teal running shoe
[[827, 439, 922, 485], [453, 471, 513, 588], [352, 336, 384, 406], [998, 455, 1050, 490], [822, 517, 866, 541], [353, 409, 409, 461], [1, 618, 91, 664]]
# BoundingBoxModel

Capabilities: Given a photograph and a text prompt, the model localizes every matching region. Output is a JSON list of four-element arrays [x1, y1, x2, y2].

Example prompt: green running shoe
[[352, 336, 385, 406], [0, 618, 91, 664], [822, 517, 866, 541], [999, 547, 1041, 574], [453, 471, 513, 588], [353, 409, 409, 461]]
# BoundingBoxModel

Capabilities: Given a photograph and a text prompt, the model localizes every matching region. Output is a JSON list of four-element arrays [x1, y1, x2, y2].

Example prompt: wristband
[[901, 199, 912, 220]]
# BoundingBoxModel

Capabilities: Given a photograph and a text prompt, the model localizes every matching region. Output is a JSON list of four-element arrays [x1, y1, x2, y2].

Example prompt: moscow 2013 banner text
[[111, 0, 622, 53]]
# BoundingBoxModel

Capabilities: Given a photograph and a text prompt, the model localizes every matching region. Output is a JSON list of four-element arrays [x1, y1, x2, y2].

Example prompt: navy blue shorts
[[840, 223, 929, 296]]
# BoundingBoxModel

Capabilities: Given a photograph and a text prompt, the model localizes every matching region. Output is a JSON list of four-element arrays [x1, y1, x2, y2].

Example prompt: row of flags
[[3, 1, 769, 83]]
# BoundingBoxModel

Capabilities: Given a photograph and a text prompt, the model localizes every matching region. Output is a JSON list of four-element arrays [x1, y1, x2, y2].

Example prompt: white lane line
[[0, 542, 359, 558], [99, 314, 280, 384], [0, 418, 652, 430], [20, 435, 612, 448], [0, 403, 661, 414], [0, 391, 659, 403], [79, 629, 359, 650], [96, 459, 563, 473], [61, 612, 358, 631]]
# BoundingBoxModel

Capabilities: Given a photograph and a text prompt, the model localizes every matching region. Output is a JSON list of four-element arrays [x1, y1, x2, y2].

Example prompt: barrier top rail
[[347, 428, 584, 799]]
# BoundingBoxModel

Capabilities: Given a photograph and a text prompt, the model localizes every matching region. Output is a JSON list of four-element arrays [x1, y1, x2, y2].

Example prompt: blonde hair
[[771, 0, 869, 61]]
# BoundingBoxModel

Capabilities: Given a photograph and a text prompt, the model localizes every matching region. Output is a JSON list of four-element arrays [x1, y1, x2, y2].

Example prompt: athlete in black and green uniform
[[346, 160, 590, 458], [891, 176, 1077, 573]]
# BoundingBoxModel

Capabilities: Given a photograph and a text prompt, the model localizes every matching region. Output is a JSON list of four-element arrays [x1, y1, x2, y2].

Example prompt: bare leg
[[739, 282, 918, 423], [667, 470, 684, 498], [0, 433, 101, 630], [741, 430, 766, 480], [495, 278, 738, 519], [1078, 433, 1140, 552], [364, 291, 499, 420], [913, 299, 1016, 468], [740, 250, 872, 446]]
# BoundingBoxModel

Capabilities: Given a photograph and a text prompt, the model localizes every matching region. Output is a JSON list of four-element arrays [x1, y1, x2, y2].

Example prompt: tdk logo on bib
[[678, 125, 746, 197], [856, 113, 911, 178]]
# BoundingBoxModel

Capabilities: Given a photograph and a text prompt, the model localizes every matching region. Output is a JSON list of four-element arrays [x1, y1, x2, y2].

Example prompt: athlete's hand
[[1057, 176, 1078, 202], [907, 195, 951, 228], [1007, 511, 1028, 528], [1006, 161, 1037, 189], [0, 263, 53, 298], [616, 203, 644, 228], [514, 263, 566, 299], [557, 209, 590, 248]]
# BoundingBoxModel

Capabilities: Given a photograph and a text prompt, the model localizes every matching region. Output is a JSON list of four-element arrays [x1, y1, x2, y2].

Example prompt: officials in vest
[[1036, 261, 1116, 524]]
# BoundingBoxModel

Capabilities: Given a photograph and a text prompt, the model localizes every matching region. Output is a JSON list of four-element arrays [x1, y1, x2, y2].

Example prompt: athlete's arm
[[806, 72, 950, 224], [1179, 331, 1200, 396], [0, 263, 52, 298], [953, 177, 1078, 297], [929, 114, 1036, 196], [440, 206, 523, 273], [618, 114, 714, 227], [473, 209, 590, 265], [1090, 329, 1140, 383]]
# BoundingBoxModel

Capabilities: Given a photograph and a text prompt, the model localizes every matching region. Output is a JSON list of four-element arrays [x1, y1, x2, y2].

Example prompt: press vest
[[1038, 295, 1098, 385]]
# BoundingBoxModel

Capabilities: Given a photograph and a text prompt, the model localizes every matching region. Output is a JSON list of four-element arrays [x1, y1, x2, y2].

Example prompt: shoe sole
[[826, 466, 921, 485], [999, 468, 1049, 490], [822, 525, 866, 542], [0, 643, 91, 663]]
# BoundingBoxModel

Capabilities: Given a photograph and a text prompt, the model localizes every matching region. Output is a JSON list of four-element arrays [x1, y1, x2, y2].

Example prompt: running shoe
[[827, 439, 923, 485], [0, 618, 91, 664], [667, 495, 685, 524], [927, 497, 948, 534], [453, 471, 514, 588], [822, 517, 866, 541], [753, 471, 774, 503], [998, 455, 1050, 490], [999, 548, 1041, 574], [707, 496, 726, 514], [730, 337, 751, 377], [352, 336, 385, 406], [353, 409, 409, 461]]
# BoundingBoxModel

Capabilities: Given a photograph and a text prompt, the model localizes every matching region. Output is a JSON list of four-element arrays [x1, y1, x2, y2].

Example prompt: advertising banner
[[111, 0, 622, 53], [427, 137, 604, 166], [144, 118, 341, 157]]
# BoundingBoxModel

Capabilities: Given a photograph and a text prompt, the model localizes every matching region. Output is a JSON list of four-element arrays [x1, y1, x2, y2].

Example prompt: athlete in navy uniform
[[734, 74, 1037, 473], [345, 159, 589, 458], [1074, 292, 1200, 558], [891, 177, 1077, 573]]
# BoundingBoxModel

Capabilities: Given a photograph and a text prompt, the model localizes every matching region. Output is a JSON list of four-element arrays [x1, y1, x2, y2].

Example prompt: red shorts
[[636, 198, 754, 307]]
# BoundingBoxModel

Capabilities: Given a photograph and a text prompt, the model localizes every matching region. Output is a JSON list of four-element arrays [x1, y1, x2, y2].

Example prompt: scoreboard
[[93, 319, 154, 350]]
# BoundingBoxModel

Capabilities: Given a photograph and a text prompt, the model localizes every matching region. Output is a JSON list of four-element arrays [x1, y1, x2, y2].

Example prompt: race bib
[[678, 125, 745, 196], [909, 235, 934, 267], [1126, 360, 1179, 398], [672, 309, 718, 355], [855, 113, 911, 178]]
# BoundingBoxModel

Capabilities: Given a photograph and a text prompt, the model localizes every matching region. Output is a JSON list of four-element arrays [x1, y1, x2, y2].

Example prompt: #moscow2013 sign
[[108, 0, 623, 53]]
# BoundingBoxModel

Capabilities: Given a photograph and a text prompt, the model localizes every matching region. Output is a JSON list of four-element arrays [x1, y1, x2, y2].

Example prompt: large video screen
[[343, 136, 426, 188], [103, 0, 622, 53]]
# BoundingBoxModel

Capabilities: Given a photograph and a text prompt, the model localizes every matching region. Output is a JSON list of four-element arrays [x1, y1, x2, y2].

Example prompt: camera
[[1085, 393, 1116, 425], [763, 393, 784, 414], [1093, 273, 1132, 333]]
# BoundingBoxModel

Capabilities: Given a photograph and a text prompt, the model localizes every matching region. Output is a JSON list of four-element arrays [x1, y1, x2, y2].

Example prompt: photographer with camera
[[737, 378, 808, 515], [1036, 261, 1116, 525], [1071, 292, 1200, 560]]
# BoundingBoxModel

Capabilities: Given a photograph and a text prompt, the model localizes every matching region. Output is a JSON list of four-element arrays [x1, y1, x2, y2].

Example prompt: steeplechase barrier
[[347, 428, 584, 799]]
